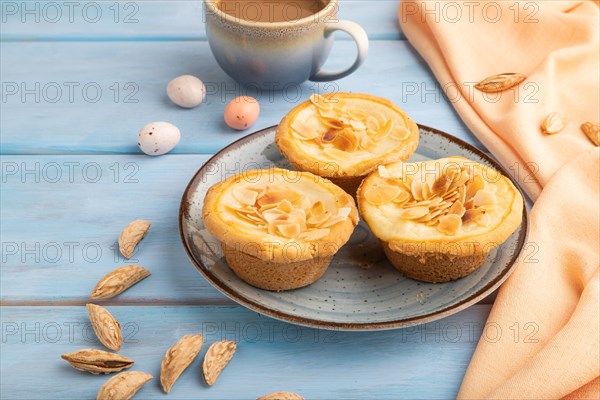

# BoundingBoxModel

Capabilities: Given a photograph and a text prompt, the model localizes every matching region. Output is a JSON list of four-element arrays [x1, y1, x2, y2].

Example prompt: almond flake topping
[[399, 206, 430, 219], [394, 127, 412, 141], [438, 214, 462, 235], [309, 93, 333, 111], [297, 228, 330, 241], [307, 201, 329, 225], [292, 95, 412, 157], [473, 190, 496, 208], [463, 208, 485, 224], [290, 119, 320, 140], [232, 187, 259, 206], [364, 163, 498, 235], [230, 184, 350, 241], [363, 184, 402, 206], [448, 200, 466, 217], [377, 165, 390, 178], [366, 116, 380, 131]]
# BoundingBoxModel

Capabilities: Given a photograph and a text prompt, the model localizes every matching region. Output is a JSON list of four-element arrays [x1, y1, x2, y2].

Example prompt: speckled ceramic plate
[[179, 125, 528, 330]]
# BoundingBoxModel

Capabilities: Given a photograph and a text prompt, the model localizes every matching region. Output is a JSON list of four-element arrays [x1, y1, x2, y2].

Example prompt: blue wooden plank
[[0, 148, 498, 306], [0, 154, 232, 304], [0, 0, 404, 41], [0, 305, 491, 399], [0, 40, 480, 155]]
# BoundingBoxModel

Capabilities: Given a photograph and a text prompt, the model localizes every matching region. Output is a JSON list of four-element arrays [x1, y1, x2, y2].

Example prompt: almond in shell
[[87, 304, 122, 351], [581, 122, 600, 146], [160, 334, 204, 393], [90, 265, 151, 300], [97, 371, 153, 400], [541, 112, 569, 135], [202, 340, 237, 386], [61, 349, 134, 375], [257, 392, 304, 400], [475, 73, 526, 93], [118, 220, 151, 259]]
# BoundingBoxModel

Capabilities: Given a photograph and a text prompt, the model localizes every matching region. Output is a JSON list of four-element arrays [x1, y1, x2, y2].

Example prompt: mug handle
[[310, 20, 369, 82]]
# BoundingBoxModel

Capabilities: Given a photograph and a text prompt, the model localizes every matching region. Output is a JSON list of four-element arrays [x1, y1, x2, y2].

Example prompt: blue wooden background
[[1, 1, 494, 398]]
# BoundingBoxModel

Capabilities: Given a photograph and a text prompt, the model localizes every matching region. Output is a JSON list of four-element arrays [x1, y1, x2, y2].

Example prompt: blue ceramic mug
[[204, 0, 369, 89]]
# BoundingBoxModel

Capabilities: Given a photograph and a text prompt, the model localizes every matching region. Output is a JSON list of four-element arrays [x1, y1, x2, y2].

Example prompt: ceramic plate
[[179, 125, 528, 330]]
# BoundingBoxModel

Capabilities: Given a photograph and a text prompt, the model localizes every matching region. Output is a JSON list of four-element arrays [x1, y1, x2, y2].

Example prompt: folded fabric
[[399, 1, 600, 398]]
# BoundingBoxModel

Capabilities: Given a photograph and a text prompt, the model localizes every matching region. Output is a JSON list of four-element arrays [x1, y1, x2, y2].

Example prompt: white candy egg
[[167, 75, 206, 108], [137, 121, 180, 156]]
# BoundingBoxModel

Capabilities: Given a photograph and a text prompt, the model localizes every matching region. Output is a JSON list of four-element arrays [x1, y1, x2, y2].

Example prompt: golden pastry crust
[[381, 242, 488, 283], [202, 168, 359, 264], [357, 156, 523, 281], [222, 243, 332, 291], [275, 92, 419, 180]]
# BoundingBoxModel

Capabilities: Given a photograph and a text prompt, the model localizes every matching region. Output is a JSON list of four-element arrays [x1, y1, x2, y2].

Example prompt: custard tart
[[276, 93, 419, 196], [202, 168, 359, 291], [357, 157, 523, 282]]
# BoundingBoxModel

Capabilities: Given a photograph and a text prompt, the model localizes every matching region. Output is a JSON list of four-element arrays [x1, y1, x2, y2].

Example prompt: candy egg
[[224, 96, 260, 130], [167, 75, 206, 108], [137, 121, 180, 156]]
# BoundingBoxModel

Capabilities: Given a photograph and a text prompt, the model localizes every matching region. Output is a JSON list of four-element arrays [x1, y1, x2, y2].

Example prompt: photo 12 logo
[[203, 81, 340, 104], [200, 321, 339, 344], [400, 320, 539, 344], [401, 81, 539, 105], [1, 82, 139, 104], [1, 321, 139, 344], [1, 1, 140, 24], [1, 161, 139, 184], [1, 239, 148, 266], [400, 1, 539, 24]]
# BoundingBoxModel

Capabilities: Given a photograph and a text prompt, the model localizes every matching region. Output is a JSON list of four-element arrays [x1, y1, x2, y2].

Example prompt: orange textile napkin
[[398, 1, 600, 399]]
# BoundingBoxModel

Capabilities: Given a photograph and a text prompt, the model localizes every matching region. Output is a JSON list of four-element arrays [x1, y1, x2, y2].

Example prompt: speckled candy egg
[[137, 121, 180, 156], [167, 75, 206, 108], [224, 96, 260, 130]]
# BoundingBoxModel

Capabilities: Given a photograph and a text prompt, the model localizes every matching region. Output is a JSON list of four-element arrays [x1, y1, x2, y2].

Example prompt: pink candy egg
[[224, 96, 260, 130]]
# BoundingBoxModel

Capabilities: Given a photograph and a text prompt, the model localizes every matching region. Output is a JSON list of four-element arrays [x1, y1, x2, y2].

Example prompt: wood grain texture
[[1, 153, 499, 305], [1, 154, 228, 304], [1, 3, 500, 397], [0, 305, 492, 399], [0, 0, 405, 41], [1, 40, 480, 155]]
